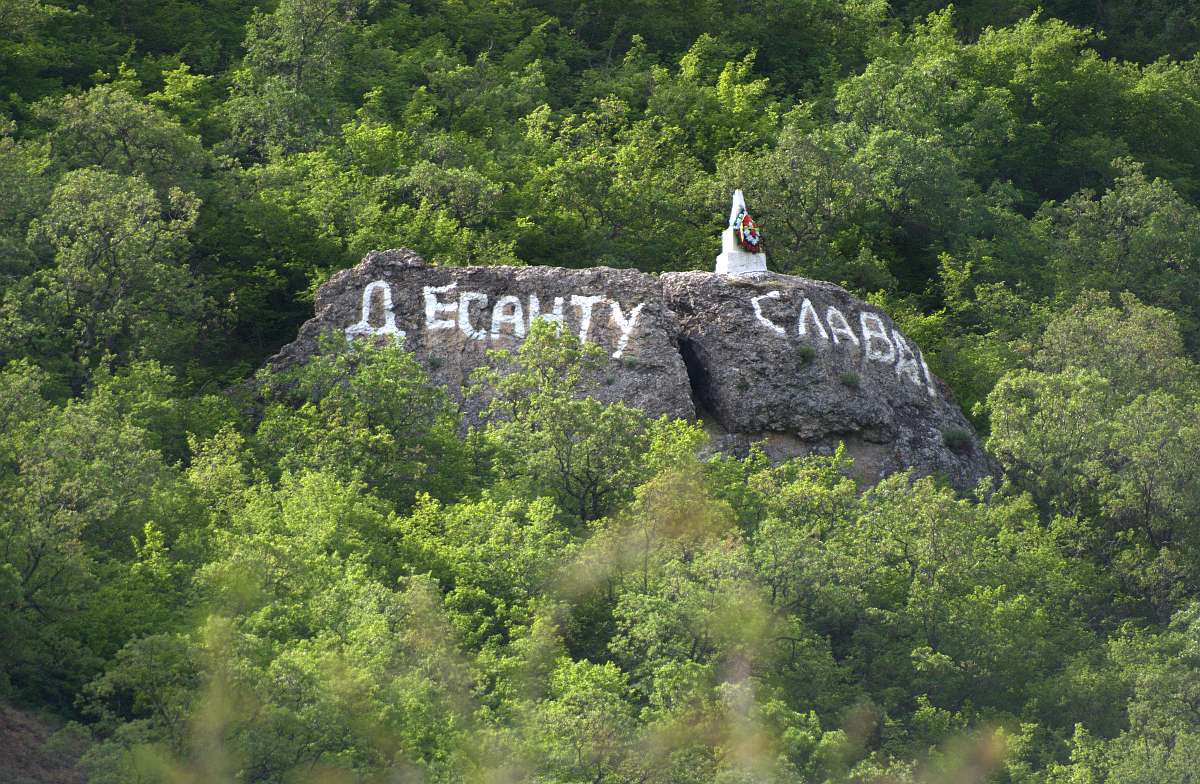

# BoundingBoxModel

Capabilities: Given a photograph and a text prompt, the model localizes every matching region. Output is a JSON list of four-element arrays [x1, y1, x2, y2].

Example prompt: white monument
[[715, 190, 767, 277]]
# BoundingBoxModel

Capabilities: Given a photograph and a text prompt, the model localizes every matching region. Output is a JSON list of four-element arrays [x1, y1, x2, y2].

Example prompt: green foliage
[[35, 85, 213, 197], [80, 578, 477, 783], [1046, 601, 1200, 782], [224, 0, 372, 160], [718, 123, 887, 287], [255, 337, 465, 508], [476, 318, 706, 522], [987, 294, 1200, 622], [1032, 291, 1198, 400], [1034, 161, 1200, 348], [527, 658, 637, 782], [394, 493, 572, 647], [522, 97, 712, 271], [0, 359, 195, 707], [942, 428, 972, 452], [3, 168, 201, 394]]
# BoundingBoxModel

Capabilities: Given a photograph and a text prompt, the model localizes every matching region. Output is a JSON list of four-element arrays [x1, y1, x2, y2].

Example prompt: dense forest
[[3, 0, 1200, 781]]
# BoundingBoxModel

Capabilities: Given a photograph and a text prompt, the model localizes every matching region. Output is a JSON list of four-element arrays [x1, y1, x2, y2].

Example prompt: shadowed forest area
[[4, 0, 1200, 781]]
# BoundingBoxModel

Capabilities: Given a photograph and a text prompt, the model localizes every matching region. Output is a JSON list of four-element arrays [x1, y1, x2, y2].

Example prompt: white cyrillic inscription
[[745, 293, 936, 398], [490, 295, 525, 339], [424, 283, 458, 330], [381, 284, 648, 355], [571, 295, 606, 344], [752, 291, 786, 335], [797, 298, 829, 341], [826, 307, 860, 346], [458, 291, 489, 340], [349, 281, 942, 399], [610, 302, 645, 359], [860, 312, 895, 363], [346, 280, 405, 344]]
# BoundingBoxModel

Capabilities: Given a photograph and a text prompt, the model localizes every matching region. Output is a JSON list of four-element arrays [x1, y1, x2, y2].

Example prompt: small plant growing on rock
[[428, 355, 443, 369], [797, 345, 816, 363], [621, 356, 638, 368], [738, 379, 750, 391], [603, 373, 616, 385], [943, 428, 973, 452], [839, 371, 860, 389]]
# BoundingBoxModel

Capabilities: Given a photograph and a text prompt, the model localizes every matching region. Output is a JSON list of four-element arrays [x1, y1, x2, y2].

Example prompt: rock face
[[269, 250, 994, 492], [269, 249, 695, 426], [659, 271, 993, 492]]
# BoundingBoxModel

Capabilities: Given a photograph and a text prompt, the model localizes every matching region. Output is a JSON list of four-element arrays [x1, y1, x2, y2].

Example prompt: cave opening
[[678, 337, 720, 424]]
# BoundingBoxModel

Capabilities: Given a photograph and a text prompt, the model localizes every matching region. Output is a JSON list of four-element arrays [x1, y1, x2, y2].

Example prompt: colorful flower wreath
[[734, 209, 762, 252]]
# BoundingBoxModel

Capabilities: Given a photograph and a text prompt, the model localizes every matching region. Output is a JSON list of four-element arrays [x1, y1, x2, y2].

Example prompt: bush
[[943, 428, 973, 452], [840, 372, 860, 389], [798, 345, 817, 363]]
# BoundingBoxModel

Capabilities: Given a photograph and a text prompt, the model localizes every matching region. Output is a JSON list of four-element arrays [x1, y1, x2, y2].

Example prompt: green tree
[[0, 359, 188, 706], [717, 123, 889, 289], [0, 0, 62, 119], [225, 0, 372, 159], [1050, 602, 1200, 783], [3, 168, 200, 394], [476, 318, 704, 522], [255, 338, 464, 508], [394, 493, 573, 648], [1031, 291, 1197, 401], [1034, 160, 1200, 349], [526, 658, 639, 783], [642, 35, 780, 167], [521, 98, 713, 271], [81, 576, 477, 783], [36, 85, 212, 199], [987, 367, 1116, 521], [0, 126, 49, 295], [987, 293, 1200, 621], [243, 118, 517, 271]]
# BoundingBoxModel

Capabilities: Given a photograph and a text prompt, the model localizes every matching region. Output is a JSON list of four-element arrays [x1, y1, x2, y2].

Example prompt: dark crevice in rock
[[678, 337, 720, 426]]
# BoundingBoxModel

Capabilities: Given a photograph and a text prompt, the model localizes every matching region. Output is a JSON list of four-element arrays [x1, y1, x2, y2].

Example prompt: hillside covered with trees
[[3, 0, 1200, 781]]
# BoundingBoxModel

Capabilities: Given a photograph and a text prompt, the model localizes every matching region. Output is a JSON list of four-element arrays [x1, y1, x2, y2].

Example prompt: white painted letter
[[919, 351, 937, 398], [458, 291, 489, 340], [490, 295, 525, 339], [751, 291, 785, 336], [891, 329, 923, 387], [424, 283, 457, 331], [346, 280, 405, 345], [528, 293, 565, 328], [571, 295, 606, 344], [610, 301, 645, 359], [798, 298, 829, 341], [860, 312, 895, 363], [826, 307, 859, 346]]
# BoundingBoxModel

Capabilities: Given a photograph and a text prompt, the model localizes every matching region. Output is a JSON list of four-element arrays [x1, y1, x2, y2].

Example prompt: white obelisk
[[715, 190, 767, 277]]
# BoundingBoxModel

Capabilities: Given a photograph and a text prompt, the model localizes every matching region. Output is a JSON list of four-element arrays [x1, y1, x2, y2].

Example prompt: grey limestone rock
[[269, 250, 995, 492], [660, 270, 994, 492], [268, 250, 695, 427]]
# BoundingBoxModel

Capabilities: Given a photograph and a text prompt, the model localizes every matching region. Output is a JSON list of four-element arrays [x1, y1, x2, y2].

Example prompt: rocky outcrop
[[269, 250, 994, 492], [269, 249, 695, 425], [660, 271, 993, 493]]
